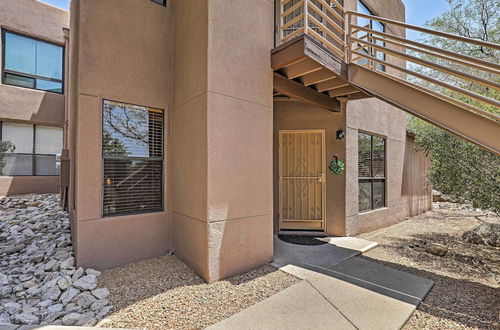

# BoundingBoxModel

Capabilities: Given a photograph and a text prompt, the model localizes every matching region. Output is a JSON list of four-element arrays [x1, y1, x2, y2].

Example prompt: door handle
[[317, 173, 325, 183]]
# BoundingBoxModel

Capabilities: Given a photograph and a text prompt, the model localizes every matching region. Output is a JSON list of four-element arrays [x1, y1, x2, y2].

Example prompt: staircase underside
[[272, 35, 370, 112], [272, 35, 500, 155], [349, 65, 500, 155]]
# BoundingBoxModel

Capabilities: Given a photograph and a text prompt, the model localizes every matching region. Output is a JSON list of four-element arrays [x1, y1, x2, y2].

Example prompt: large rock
[[12, 313, 40, 325], [462, 223, 500, 247], [61, 312, 82, 326], [91, 288, 110, 300], [60, 287, 80, 305], [73, 275, 98, 291], [425, 243, 448, 256], [41, 285, 61, 301]]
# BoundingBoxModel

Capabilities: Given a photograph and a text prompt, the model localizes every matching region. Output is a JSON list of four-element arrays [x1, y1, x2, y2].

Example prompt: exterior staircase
[[274, 0, 500, 155]]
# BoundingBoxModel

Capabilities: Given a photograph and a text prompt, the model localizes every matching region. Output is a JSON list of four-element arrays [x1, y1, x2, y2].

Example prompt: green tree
[[0, 141, 15, 175], [408, 0, 500, 214]]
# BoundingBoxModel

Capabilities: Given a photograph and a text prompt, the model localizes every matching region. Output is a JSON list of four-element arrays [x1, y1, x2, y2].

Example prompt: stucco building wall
[[0, 0, 68, 196], [172, 0, 274, 283], [68, 0, 172, 270]]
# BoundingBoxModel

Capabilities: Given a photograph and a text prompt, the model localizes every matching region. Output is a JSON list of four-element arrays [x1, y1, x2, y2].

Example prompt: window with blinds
[[358, 132, 386, 213], [102, 100, 164, 217], [0, 122, 62, 176]]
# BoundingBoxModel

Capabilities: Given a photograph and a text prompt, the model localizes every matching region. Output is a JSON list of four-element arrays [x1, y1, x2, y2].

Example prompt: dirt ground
[[97, 256, 300, 329], [358, 202, 499, 330]]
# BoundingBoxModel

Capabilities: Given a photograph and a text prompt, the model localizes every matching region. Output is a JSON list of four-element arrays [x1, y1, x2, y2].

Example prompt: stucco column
[[172, 0, 274, 282]]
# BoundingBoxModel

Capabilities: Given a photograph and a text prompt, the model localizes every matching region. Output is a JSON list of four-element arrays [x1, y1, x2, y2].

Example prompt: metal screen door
[[279, 129, 326, 231]]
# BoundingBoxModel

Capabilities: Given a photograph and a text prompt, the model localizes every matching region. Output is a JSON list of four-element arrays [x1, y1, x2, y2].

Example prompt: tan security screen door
[[279, 130, 326, 231]]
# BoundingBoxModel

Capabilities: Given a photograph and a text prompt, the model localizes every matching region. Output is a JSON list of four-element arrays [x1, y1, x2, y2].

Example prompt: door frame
[[278, 129, 327, 232]]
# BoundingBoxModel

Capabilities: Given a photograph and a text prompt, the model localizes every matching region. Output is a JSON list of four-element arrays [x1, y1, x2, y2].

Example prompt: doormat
[[278, 235, 329, 246]]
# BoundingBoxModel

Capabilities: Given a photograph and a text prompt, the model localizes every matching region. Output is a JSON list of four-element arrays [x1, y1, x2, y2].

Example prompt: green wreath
[[328, 156, 345, 175]]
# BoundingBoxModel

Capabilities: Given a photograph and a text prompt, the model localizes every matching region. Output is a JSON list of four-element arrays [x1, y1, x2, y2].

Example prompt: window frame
[[102, 99, 165, 218], [1, 29, 65, 94], [356, 0, 386, 71], [150, 0, 166, 6], [0, 122, 63, 177], [358, 131, 386, 213]]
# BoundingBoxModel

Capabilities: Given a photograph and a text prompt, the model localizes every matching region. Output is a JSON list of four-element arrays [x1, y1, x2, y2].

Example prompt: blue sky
[[40, 0, 69, 11], [40, 0, 450, 40], [402, 0, 450, 39]]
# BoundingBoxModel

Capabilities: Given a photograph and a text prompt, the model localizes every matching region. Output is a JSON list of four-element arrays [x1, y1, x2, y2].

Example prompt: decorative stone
[[47, 303, 64, 313], [72, 267, 85, 282], [425, 243, 448, 256], [60, 287, 80, 305], [41, 285, 61, 301], [57, 277, 71, 290], [12, 313, 39, 325], [0, 273, 9, 285], [75, 293, 97, 309], [90, 299, 109, 312], [462, 223, 499, 247], [61, 312, 82, 326], [73, 275, 98, 291], [0, 194, 111, 327], [85, 269, 101, 276], [91, 288, 110, 300], [60, 257, 75, 270], [4, 302, 22, 315]]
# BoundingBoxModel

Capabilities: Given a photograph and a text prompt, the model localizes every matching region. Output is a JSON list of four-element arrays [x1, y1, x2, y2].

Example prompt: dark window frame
[[102, 99, 165, 218], [0, 121, 62, 177], [1, 29, 65, 94], [356, 0, 386, 71], [358, 131, 386, 213], [150, 0, 166, 6]]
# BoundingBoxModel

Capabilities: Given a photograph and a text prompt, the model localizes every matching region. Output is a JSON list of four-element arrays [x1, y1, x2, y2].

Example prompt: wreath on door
[[328, 155, 345, 175]]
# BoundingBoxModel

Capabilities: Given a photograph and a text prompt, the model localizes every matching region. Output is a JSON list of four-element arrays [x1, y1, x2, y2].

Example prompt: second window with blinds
[[102, 100, 164, 217], [358, 132, 386, 213]]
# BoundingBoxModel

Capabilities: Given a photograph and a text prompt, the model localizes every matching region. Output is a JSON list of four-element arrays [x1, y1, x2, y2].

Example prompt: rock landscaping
[[358, 202, 499, 329], [0, 194, 111, 327]]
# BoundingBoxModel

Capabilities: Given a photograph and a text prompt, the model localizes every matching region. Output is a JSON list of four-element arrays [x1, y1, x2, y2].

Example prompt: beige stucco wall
[[344, 0, 412, 235], [172, 0, 274, 283], [68, 0, 172, 270], [0, 0, 68, 196]]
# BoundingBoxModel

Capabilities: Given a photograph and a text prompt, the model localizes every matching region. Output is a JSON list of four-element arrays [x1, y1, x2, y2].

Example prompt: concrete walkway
[[209, 236, 434, 330]]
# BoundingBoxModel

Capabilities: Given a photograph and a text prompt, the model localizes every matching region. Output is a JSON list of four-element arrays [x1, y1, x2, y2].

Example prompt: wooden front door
[[279, 129, 326, 231]]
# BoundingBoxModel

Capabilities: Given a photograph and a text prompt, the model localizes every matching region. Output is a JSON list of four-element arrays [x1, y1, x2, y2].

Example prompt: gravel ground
[[358, 202, 499, 330], [97, 255, 300, 329]]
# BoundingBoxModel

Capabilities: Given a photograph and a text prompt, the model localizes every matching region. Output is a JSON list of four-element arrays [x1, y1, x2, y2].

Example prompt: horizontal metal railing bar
[[307, 14, 345, 46], [352, 37, 500, 91], [327, 0, 345, 13], [282, 1, 304, 19], [282, 13, 304, 30], [374, 70, 500, 122], [350, 24, 500, 73], [313, 0, 344, 22], [308, 27, 345, 59], [308, 3, 344, 35], [351, 49, 500, 108], [281, 27, 305, 43], [347, 11, 500, 50], [371, 36, 500, 76]]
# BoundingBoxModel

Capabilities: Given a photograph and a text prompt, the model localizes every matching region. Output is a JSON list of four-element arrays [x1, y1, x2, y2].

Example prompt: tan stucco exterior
[[0, 0, 431, 283], [67, 0, 172, 270], [0, 0, 69, 196]]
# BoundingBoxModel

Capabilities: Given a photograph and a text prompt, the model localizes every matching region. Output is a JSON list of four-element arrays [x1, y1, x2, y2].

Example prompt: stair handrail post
[[345, 11, 352, 63], [303, 0, 309, 36]]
